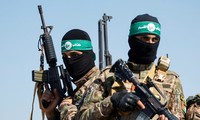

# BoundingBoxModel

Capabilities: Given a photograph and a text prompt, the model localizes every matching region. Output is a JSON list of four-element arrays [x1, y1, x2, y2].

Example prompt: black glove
[[111, 90, 140, 112]]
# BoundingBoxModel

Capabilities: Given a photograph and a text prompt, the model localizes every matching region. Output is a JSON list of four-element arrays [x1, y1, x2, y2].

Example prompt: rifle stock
[[110, 59, 178, 120]]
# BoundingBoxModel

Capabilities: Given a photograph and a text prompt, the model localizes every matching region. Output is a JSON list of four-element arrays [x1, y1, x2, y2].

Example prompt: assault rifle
[[32, 5, 73, 108], [98, 13, 112, 70], [110, 59, 178, 120]]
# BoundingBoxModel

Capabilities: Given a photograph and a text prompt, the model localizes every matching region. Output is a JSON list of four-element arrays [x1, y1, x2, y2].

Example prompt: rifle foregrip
[[161, 109, 178, 120], [42, 35, 57, 65]]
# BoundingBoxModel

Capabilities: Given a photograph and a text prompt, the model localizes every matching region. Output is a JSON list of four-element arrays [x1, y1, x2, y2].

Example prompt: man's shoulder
[[156, 56, 179, 78], [163, 70, 182, 87], [166, 70, 179, 78], [87, 65, 115, 91], [98, 65, 115, 81], [101, 65, 112, 72]]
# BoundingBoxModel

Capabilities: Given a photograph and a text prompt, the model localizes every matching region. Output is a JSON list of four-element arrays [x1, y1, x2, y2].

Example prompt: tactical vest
[[110, 56, 174, 120], [111, 56, 170, 99]]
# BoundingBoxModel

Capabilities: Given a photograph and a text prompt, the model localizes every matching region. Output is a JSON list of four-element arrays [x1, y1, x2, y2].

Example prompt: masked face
[[62, 50, 95, 81], [128, 35, 160, 64]]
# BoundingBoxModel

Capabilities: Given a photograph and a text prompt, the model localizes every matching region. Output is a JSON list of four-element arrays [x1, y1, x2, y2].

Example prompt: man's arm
[[59, 97, 77, 120], [166, 72, 186, 119], [77, 96, 114, 120], [76, 73, 114, 120]]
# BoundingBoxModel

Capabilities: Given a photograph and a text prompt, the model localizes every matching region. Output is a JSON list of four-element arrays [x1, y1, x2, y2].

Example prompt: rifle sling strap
[[30, 82, 45, 120]]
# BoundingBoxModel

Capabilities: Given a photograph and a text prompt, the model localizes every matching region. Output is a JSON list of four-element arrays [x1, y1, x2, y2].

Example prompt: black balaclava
[[61, 29, 95, 81], [128, 14, 161, 64]]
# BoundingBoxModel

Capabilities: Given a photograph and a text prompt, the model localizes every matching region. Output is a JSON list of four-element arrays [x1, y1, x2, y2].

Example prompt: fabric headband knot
[[61, 39, 93, 53], [129, 21, 161, 37]]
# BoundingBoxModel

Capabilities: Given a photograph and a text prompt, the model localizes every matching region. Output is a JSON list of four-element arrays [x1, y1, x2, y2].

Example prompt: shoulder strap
[[30, 82, 45, 120], [143, 64, 156, 82], [30, 46, 45, 120]]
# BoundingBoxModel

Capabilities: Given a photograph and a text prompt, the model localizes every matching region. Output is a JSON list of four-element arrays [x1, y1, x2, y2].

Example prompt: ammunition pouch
[[154, 56, 170, 82], [157, 56, 170, 72]]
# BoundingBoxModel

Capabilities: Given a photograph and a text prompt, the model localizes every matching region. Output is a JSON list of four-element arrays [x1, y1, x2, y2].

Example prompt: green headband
[[61, 39, 93, 53], [129, 21, 161, 37]]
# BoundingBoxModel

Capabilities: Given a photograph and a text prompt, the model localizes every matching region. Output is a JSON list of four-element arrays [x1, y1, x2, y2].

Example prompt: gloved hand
[[111, 90, 140, 112]]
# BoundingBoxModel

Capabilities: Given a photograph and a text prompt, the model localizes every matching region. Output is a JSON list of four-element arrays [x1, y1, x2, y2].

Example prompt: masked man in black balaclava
[[128, 13, 160, 65], [111, 14, 186, 119], [75, 14, 186, 120], [41, 29, 100, 120]]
